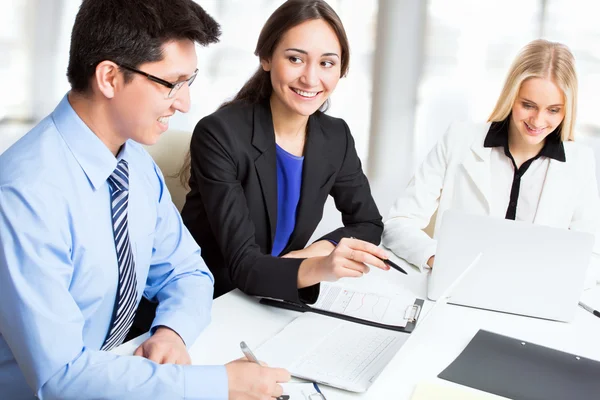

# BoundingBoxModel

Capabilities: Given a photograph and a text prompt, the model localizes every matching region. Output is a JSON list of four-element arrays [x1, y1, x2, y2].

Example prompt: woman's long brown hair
[[178, 0, 350, 188]]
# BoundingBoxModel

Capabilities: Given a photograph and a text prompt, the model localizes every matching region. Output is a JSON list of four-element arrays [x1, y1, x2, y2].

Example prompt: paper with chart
[[312, 283, 416, 327]]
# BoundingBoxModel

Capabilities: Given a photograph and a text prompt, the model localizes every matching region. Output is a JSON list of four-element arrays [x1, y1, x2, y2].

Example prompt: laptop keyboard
[[292, 325, 398, 382]]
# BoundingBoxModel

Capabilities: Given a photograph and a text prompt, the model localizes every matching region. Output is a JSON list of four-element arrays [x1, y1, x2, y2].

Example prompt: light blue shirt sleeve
[[0, 184, 228, 400], [144, 162, 216, 346]]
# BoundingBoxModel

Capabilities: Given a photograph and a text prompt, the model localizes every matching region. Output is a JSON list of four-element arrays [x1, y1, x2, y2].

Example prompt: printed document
[[312, 282, 417, 327]]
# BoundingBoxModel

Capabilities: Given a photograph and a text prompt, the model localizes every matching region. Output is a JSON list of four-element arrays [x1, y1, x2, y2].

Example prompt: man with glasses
[[0, 1, 289, 399], [116, 63, 199, 99]]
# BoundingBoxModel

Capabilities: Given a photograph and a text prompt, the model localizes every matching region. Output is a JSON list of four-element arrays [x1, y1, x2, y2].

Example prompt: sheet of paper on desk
[[313, 282, 416, 327], [411, 381, 509, 400], [281, 382, 326, 399]]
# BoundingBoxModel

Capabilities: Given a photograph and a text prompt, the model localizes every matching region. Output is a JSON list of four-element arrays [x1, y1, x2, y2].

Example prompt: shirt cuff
[[151, 312, 202, 348], [419, 244, 437, 272], [184, 365, 228, 400]]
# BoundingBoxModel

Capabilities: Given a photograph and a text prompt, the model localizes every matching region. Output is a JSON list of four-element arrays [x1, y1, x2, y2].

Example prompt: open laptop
[[428, 210, 595, 322]]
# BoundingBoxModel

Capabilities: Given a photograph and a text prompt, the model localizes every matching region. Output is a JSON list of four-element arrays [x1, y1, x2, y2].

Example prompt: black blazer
[[181, 100, 383, 303]]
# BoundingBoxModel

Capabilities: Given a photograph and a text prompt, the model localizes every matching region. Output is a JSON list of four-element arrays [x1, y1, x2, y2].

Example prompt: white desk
[[115, 260, 600, 399]]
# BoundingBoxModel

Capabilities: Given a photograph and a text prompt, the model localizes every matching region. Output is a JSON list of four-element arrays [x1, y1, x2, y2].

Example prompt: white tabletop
[[115, 258, 600, 399]]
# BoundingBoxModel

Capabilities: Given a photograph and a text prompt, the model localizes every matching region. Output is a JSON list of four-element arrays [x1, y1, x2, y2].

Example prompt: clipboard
[[255, 300, 419, 392], [260, 295, 424, 333], [438, 329, 600, 400]]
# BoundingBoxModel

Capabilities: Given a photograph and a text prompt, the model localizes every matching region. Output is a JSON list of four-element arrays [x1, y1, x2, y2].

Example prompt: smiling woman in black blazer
[[180, 0, 390, 303]]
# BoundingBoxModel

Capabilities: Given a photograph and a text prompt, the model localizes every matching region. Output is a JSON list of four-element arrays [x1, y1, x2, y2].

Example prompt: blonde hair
[[488, 39, 578, 141]]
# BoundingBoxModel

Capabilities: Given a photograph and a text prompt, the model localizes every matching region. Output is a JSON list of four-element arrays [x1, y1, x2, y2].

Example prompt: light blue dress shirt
[[0, 95, 228, 400]]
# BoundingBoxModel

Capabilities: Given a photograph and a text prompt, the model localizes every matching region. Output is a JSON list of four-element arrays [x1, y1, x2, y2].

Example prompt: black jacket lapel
[[252, 101, 278, 247]]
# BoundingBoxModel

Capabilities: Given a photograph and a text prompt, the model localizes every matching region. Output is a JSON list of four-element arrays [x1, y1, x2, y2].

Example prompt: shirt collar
[[484, 118, 566, 162], [51, 94, 133, 190]]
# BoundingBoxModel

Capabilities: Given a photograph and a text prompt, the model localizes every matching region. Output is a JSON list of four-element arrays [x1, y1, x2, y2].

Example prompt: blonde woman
[[383, 39, 600, 278]]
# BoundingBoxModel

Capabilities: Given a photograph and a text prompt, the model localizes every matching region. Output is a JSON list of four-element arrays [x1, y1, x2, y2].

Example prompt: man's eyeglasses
[[117, 63, 198, 99]]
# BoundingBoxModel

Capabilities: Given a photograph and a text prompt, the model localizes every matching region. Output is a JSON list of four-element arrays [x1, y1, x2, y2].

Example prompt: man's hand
[[133, 326, 191, 365], [282, 240, 335, 259], [226, 359, 290, 400]]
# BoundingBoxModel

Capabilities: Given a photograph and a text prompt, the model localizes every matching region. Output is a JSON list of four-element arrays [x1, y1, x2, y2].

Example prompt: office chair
[[143, 129, 192, 212]]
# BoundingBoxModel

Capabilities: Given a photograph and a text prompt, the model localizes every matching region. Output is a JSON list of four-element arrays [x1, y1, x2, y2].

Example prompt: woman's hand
[[297, 238, 390, 288], [427, 255, 435, 269]]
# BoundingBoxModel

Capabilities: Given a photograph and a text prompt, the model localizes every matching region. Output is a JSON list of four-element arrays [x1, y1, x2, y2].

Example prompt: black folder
[[259, 297, 424, 333], [438, 329, 600, 400]]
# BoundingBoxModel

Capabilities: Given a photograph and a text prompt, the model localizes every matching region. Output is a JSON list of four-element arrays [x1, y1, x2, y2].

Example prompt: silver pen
[[239, 341, 290, 400], [578, 301, 600, 318], [240, 341, 260, 363]]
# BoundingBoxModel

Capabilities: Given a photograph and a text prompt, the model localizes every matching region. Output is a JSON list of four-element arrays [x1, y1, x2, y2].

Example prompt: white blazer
[[383, 121, 600, 272]]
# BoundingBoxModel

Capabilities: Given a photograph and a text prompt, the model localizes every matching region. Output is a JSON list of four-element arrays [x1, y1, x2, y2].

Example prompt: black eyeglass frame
[[117, 63, 198, 98]]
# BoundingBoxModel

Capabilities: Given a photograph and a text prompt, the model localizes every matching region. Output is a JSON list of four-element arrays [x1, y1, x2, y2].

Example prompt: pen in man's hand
[[240, 341, 260, 363], [578, 301, 600, 318], [239, 341, 290, 400]]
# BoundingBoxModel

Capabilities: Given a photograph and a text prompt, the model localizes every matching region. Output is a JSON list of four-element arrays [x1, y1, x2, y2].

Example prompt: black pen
[[578, 301, 600, 318], [380, 257, 407, 275]]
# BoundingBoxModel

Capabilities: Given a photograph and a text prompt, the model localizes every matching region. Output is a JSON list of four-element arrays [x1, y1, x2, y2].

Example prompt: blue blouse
[[272, 144, 304, 256]]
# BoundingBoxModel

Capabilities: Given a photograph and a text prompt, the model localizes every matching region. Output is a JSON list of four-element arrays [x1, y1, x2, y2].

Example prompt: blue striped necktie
[[101, 159, 138, 351]]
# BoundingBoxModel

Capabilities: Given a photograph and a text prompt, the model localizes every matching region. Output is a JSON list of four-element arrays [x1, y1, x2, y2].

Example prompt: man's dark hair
[[67, 0, 221, 93]]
